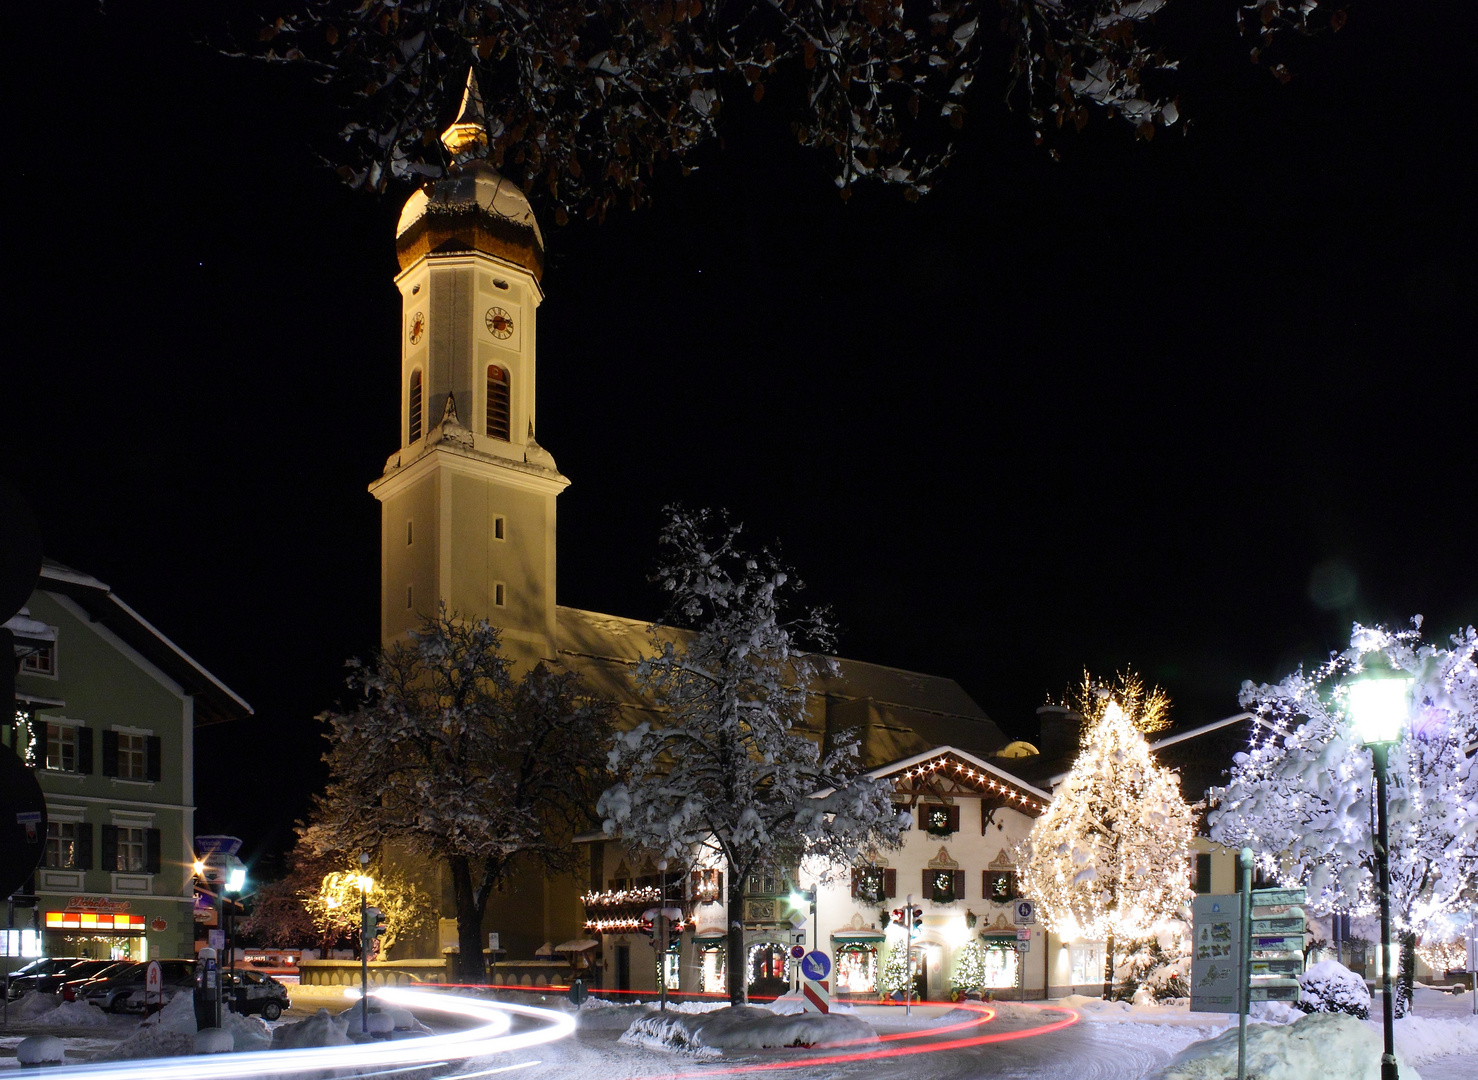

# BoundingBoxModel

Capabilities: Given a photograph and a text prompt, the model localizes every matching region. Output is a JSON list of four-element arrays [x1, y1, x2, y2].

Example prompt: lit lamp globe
[[226, 867, 247, 894], [1348, 670, 1411, 747]]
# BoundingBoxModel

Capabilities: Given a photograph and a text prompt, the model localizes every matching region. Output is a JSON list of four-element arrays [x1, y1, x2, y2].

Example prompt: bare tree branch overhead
[[225, 1, 1349, 215]]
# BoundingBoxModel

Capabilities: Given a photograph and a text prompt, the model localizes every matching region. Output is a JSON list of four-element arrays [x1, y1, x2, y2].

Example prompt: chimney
[[1036, 705, 1083, 762]]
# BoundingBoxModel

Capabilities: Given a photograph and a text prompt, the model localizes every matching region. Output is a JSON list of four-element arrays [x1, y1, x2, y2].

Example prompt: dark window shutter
[[884, 869, 897, 898], [102, 825, 119, 872], [102, 731, 119, 777], [947, 806, 960, 833], [145, 829, 162, 874], [984, 870, 991, 900], [146, 737, 162, 782], [77, 727, 93, 774], [954, 869, 966, 900], [76, 823, 93, 870], [850, 869, 860, 898], [1195, 853, 1212, 894], [923, 869, 932, 897]]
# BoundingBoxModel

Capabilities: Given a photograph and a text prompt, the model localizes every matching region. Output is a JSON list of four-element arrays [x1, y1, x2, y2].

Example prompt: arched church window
[[408, 369, 424, 443], [486, 366, 511, 442]]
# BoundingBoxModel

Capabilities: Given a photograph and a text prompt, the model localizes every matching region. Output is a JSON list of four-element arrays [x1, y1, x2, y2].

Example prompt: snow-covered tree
[[598, 507, 906, 1004], [1019, 684, 1195, 999], [1060, 669, 1173, 736], [226, 1, 1349, 210], [1209, 620, 1478, 1014], [309, 606, 614, 981]]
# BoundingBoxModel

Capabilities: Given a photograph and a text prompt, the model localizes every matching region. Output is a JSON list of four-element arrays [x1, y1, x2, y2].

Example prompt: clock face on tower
[[485, 307, 514, 340], [408, 311, 426, 345]]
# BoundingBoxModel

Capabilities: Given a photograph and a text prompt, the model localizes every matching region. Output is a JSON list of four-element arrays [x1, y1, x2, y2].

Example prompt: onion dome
[[395, 70, 545, 279]]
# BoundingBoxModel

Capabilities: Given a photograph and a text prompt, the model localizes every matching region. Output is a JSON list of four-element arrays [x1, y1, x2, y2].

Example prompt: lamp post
[[1349, 666, 1412, 1080], [357, 852, 373, 1035], [658, 859, 668, 1012]]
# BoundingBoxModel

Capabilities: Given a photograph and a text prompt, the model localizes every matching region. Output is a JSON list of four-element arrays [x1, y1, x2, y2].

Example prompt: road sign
[[1248, 980, 1300, 1003], [1191, 894, 1242, 1013], [1016, 928, 1032, 941], [799, 950, 831, 982], [790, 944, 806, 960], [1013, 901, 1036, 925], [568, 978, 589, 1006], [1251, 937, 1304, 954], [1250, 888, 1306, 908], [1015, 940, 1030, 953], [1251, 915, 1305, 935], [208, 929, 225, 950], [194, 835, 243, 856], [801, 978, 830, 1014], [145, 961, 162, 995]]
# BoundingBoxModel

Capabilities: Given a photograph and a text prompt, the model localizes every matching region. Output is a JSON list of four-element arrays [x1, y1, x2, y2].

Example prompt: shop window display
[[834, 944, 878, 994]]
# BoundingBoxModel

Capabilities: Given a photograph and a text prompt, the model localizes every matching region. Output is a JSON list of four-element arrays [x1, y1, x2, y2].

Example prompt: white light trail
[[39, 988, 573, 1080]]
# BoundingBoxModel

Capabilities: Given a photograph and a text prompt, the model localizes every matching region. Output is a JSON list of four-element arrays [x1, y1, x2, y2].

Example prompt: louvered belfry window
[[408, 369, 424, 442], [486, 366, 511, 441]]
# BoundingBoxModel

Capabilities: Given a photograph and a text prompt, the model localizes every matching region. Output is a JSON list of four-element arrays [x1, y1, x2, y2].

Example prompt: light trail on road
[[657, 1001, 1081, 1079], [32, 987, 572, 1080]]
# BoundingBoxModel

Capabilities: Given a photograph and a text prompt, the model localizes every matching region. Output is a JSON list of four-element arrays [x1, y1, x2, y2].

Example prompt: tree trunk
[[1396, 931, 1417, 1018], [448, 854, 488, 984], [1103, 932, 1116, 1001], [727, 868, 747, 1006]]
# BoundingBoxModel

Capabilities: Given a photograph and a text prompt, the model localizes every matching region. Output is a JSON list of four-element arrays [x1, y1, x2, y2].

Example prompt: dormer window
[[409, 369, 424, 443], [486, 366, 510, 441]]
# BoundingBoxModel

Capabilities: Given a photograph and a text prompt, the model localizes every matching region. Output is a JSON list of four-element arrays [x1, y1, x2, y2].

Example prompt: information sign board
[[1249, 888, 1306, 908], [1191, 894, 1242, 1013], [1013, 901, 1036, 925], [1248, 980, 1300, 1003], [1015, 939, 1030, 953]]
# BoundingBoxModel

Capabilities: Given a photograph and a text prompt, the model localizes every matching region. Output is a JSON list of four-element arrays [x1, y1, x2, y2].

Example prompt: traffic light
[[362, 906, 387, 955], [912, 905, 923, 931]]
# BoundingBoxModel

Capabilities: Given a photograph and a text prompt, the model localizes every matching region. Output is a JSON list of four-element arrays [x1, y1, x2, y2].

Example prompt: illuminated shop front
[[694, 935, 726, 994], [747, 942, 792, 997], [832, 930, 885, 995], [978, 933, 1020, 989], [44, 906, 150, 961]]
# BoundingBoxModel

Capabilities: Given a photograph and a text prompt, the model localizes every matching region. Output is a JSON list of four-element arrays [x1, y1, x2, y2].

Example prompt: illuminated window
[[46, 726, 78, 772], [486, 366, 510, 441], [45, 822, 78, 869], [22, 642, 56, 676], [984, 870, 1017, 903], [1070, 942, 1105, 985], [409, 369, 424, 442], [116, 827, 147, 872], [116, 733, 147, 780]]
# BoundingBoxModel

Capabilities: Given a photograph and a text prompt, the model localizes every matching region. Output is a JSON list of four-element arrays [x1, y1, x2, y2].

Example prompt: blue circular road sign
[[799, 950, 831, 982]]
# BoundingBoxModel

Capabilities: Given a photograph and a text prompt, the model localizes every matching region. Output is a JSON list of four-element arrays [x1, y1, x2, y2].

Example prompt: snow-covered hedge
[[1150, 1011, 1414, 1080], [1296, 959, 1370, 1020], [620, 1005, 875, 1056]]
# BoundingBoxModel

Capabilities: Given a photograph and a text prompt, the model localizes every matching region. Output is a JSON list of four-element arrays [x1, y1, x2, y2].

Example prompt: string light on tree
[[1019, 680, 1195, 1000]]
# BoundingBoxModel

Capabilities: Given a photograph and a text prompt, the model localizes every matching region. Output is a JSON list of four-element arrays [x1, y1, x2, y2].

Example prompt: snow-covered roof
[[866, 745, 1053, 804], [34, 559, 252, 726]]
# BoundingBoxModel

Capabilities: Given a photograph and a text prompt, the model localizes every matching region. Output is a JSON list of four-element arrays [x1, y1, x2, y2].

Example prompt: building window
[[925, 868, 964, 904], [922, 804, 960, 837], [46, 726, 78, 772], [851, 867, 896, 903], [116, 827, 147, 872], [1194, 853, 1213, 894], [1070, 941, 1106, 986], [984, 870, 1017, 904], [690, 869, 721, 905], [406, 520, 414, 546], [21, 642, 56, 676], [486, 366, 510, 441], [493, 583, 506, 607], [745, 872, 790, 897], [409, 369, 424, 442], [406, 584, 414, 609], [493, 516, 505, 541], [835, 944, 879, 993], [116, 733, 147, 780], [45, 822, 79, 869]]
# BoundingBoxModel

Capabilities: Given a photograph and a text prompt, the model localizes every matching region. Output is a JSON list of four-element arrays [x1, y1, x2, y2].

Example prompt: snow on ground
[[1149, 1011, 1419, 1080], [620, 1004, 876, 1056]]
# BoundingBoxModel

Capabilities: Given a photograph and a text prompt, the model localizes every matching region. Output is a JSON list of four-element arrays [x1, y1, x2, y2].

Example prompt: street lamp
[[358, 852, 373, 1034], [1349, 663, 1412, 1080]]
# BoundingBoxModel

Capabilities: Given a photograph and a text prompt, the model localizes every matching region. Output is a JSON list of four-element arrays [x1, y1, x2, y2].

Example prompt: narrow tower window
[[408, 369, 424, 443], [406, 520, 414, 546], [494, 582, 506, 608], [486, 366, 511, 442], [493, 516, 506, 541]]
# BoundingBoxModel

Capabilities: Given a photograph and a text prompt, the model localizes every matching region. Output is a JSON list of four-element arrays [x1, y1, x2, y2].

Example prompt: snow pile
[[38, 998, 118, 1027], [223, 1008, 273, 1050], [620, 1004, 876, 1055], [1149, 1011, 1421, 1080], [273, 1008, 355, 1049], [101, 1026, 198, 1060], [1298, 959, 1371, 1019], [10, 990, 62, 1018], [1392, 1013, 1478, 1066], [16, 1035, 67, 1064], [154, 988, 201, 1032], [766, 990, 856, 1015]]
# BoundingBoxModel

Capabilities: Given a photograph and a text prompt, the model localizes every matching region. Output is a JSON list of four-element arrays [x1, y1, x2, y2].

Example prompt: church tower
[[370, 73, 567, 661]]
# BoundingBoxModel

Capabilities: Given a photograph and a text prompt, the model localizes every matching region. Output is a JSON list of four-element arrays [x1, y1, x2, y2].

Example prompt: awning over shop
[[831, 930, 886, 943], [692, 928, 728, 941]]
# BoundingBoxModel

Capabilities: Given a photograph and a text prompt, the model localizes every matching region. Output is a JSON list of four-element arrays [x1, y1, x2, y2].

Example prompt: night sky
[[8, 2, 1476, 875]]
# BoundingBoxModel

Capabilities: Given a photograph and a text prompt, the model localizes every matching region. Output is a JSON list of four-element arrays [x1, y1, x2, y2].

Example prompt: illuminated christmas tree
[[949, 938, 989, 995], [878, 941, 913, 997], [1020, 686, 1195, 999]]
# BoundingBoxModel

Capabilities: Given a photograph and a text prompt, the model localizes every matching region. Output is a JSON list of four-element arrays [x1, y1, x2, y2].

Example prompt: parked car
[[4, 957, 85, 999], [31, 959, 118, 996], [60, 961, 134, 1002], [223, 969, 291, 1021], [81, 960, 196, 1014]]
